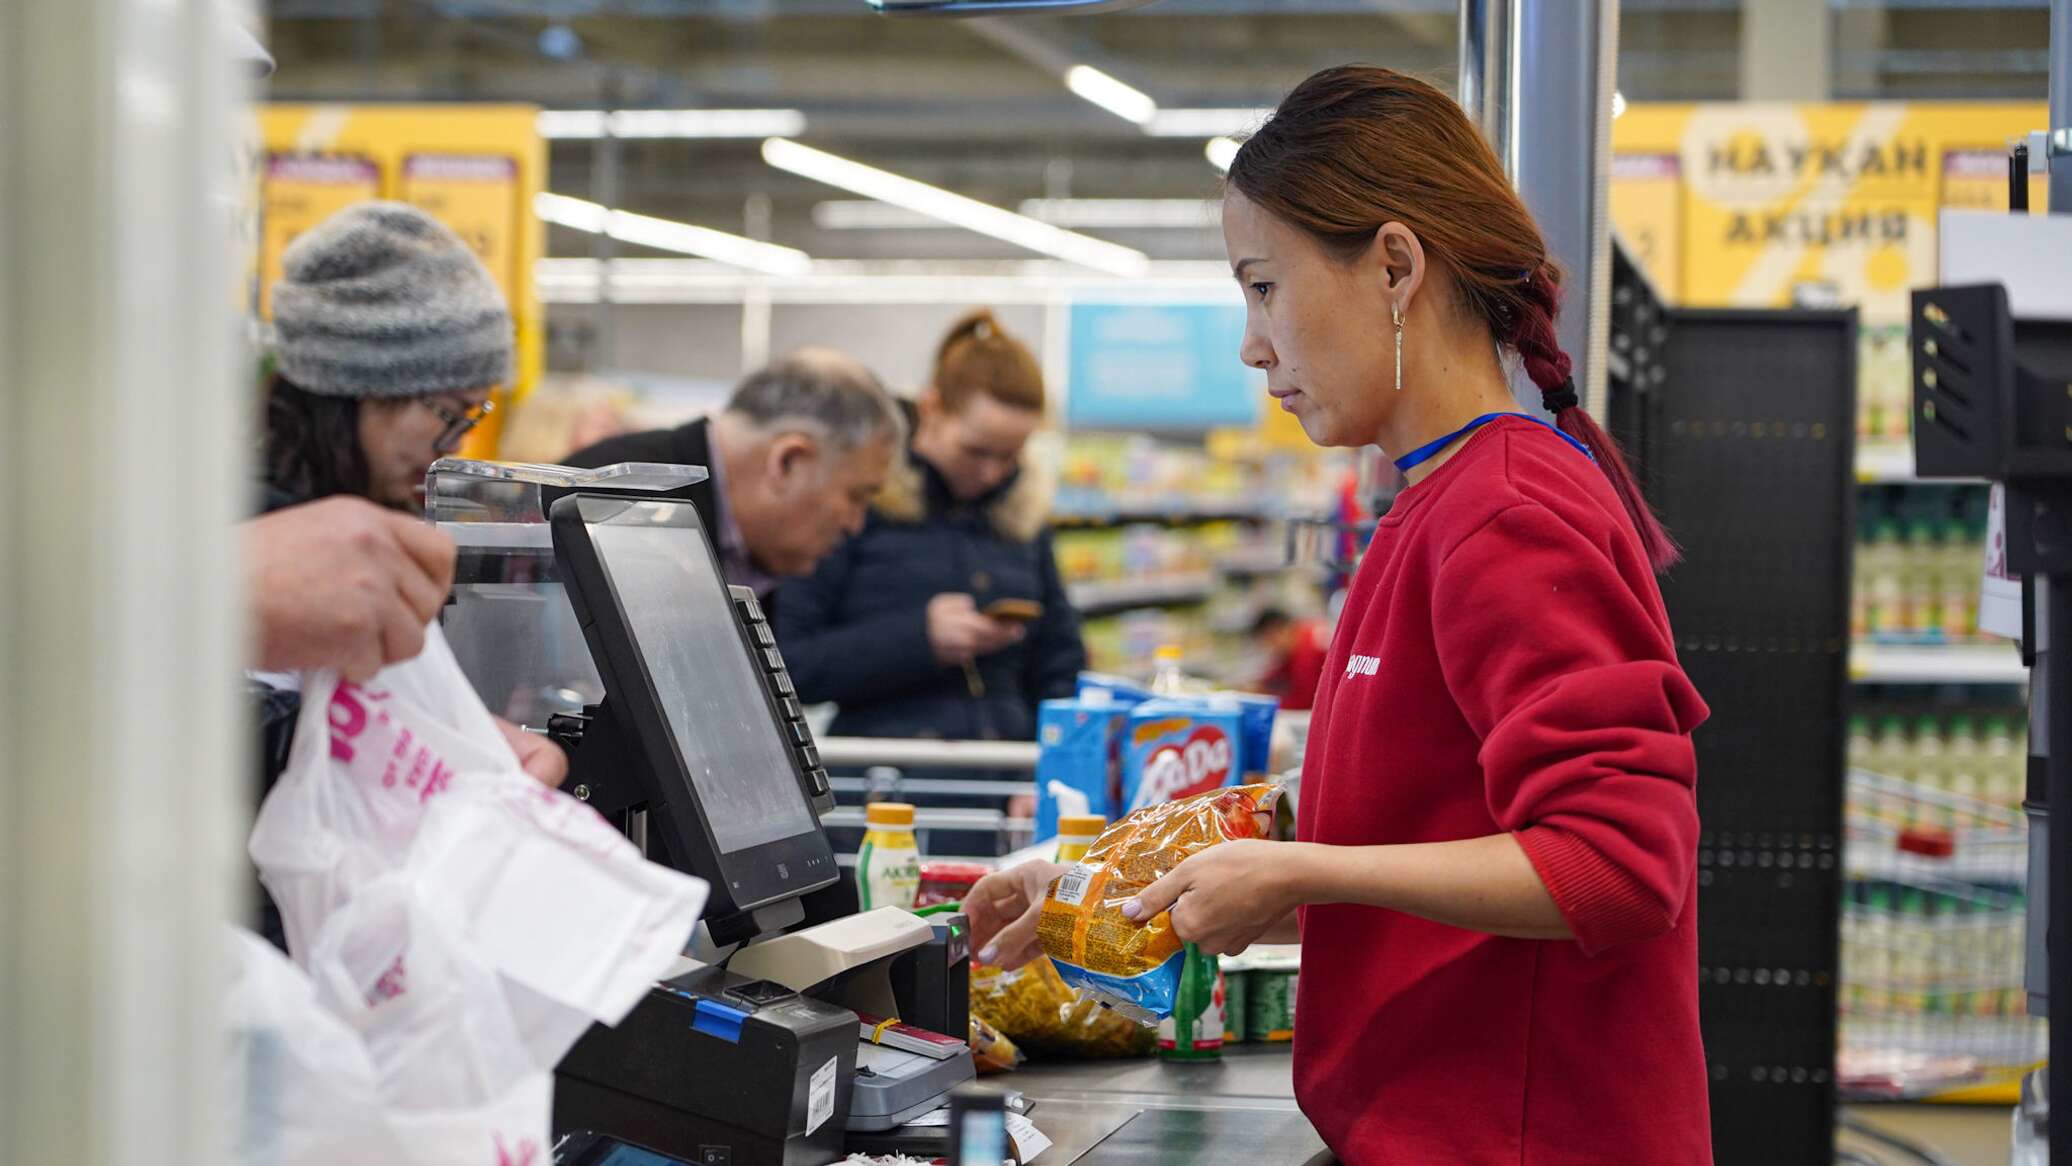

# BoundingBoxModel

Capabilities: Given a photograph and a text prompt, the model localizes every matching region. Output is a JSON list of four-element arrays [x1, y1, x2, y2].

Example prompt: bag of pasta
[[967, 1015, 1023, 1073], [1038, 783, 1280, 1024], [969, 957, 1154, 1059]]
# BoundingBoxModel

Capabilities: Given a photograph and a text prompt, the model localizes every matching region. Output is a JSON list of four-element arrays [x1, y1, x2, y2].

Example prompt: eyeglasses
[[422, 397, 495, 453]]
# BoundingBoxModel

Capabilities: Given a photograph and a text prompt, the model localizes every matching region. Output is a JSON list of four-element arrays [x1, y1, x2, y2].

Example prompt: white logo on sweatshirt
[[1344, 654, 1381, 679]]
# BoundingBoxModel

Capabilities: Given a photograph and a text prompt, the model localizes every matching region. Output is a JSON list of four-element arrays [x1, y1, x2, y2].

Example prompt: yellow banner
[[1612, 102, 2045, 322], [400, 154, 523, 311], [1941, 148, 2051, 215], [258, 154, 381, 320], [256, 105, 546, 456], [1609, 153, 1682, 297]]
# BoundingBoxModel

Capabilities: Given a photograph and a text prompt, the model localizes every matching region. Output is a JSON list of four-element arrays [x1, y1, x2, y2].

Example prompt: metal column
[[1460, 0, 1620, 419], [2052, 0, 2071, 215], [0, 1, 245, 1164]]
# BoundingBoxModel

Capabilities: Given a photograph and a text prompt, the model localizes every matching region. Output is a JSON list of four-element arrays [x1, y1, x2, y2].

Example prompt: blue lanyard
[[1390, 412, 1594, 473]]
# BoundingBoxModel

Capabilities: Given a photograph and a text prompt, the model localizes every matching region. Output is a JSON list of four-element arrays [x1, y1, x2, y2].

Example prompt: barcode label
[[1055, 863, 1095, 906]]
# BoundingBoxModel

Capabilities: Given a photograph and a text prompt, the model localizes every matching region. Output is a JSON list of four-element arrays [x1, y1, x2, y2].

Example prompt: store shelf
[[1068, 573, 1219, 616], [1054, 504, 1270, 527], [1849, 642, 2028, 684], [1216, 550, 1315, 577], [1855, 442, 1987, 485], [1844, 837, 2029, 887]]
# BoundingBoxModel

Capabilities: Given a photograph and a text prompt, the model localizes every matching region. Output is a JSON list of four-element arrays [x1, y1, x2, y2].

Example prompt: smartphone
[[983, 598, 1044, 624], [948, 1086, 1010, 1166]]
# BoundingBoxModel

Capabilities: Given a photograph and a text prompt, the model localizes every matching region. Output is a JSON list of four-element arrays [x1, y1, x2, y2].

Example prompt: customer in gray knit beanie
[[262, 201, 514, 513], [272, 201, 512, 399]]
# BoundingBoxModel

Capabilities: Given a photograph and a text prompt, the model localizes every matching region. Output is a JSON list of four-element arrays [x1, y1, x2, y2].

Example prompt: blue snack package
[[1121, 697, 1245, 814], [1035, 699, 1127, 843], [1228, 692, 1280, 781], [1077, 671, 1155, 707], [1049, 953, 1188, 1024]]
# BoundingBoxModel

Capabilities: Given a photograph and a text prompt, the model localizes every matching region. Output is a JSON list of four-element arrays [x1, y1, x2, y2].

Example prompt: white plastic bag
[[241, 623, 709, 1164]]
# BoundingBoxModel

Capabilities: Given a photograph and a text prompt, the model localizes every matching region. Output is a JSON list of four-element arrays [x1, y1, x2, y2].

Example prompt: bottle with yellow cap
[[1149, 644, 1192, 697], [858, 802, 921, 911], [1056, 815, 1107, 864]]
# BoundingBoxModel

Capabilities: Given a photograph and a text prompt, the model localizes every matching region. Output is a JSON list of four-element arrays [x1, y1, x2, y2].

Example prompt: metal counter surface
[[1009, 1047, 1331, 1165]]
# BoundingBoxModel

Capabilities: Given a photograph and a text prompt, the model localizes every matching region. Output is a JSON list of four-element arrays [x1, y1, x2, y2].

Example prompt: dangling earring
[[1391, 300, 1404, 393]]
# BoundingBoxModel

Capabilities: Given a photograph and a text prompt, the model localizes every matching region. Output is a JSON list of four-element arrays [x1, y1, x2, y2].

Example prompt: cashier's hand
[[245, 497, 456, 683], [496, 716, 569, 789], [1123, 840, 1302, 957], [968, 860, 1069, 970], [927, 593, 1023, 667]]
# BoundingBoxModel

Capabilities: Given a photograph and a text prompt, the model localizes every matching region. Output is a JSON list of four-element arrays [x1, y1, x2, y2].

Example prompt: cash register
[[425, 460, 974, 1166]]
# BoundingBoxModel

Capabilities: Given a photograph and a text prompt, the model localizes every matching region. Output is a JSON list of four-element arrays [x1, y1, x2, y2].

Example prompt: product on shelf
[[1848, 705, 2029, 826], [1853, 492, 1991, 646]]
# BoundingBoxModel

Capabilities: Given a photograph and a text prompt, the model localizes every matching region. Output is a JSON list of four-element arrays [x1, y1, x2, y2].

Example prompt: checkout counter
[[429, 459, 1329, 1166]]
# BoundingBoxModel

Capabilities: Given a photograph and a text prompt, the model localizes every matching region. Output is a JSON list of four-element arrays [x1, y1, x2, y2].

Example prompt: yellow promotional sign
[[255, 105, 546, 456], [400, 154, 523, 310], [1608, 152, 1681, 297], [1941, 148, 2050, 215], [258, 154, 381, 319], [1612, 102, 2045, 322]]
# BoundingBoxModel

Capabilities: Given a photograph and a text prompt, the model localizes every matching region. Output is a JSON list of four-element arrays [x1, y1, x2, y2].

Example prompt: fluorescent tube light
[[761, 138, 1149, 277], [537, 109, 808, 140], [1063, 64, 1157, 126], [534, 192, 813, 277]]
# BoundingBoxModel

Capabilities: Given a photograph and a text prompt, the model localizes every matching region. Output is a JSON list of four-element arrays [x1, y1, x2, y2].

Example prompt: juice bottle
[[1984, 717, 2024, 814], [1939, 522, 1978, 642], [1863, 885, 1895, 1014], [1868, 717, 1913, 825], [1905, 523, 1941, 638], [1911, 717, 1948, 829], [1946, 716, 1982, 828], [858, 802, 922, 911], [1864, 523, 1904, 638], [1056, 815, 1106, 864]]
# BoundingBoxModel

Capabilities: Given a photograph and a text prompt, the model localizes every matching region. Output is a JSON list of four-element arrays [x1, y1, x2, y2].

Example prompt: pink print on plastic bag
[[495, 1133, 540, 1166], [328, 682, 456, 805]]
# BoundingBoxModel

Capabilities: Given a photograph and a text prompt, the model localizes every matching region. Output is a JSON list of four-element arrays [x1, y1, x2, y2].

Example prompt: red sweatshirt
[[1294, 415, 1711, 1164]]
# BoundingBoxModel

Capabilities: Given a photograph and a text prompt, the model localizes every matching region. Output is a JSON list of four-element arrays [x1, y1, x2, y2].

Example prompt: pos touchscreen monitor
[[550, 492, 836, 923]]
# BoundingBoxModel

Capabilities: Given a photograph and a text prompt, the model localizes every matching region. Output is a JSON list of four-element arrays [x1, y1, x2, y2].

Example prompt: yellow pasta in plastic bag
[[1037, 783, 1280, 1023], [969, 957, 1154, 1058]]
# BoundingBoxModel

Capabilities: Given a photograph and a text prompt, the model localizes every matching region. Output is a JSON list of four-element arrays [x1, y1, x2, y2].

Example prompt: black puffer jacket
[[775, 447, 1085, 742]]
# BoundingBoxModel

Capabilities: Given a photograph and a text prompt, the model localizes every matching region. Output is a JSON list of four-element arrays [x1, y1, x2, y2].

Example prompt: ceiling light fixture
[[813, 198, 1217, 231], [761, 138, 1149, 277], [1205, 137, 1241, 173], [1145, 107, 1272, 138], [1063, 64, 1157, 126], [534, 192, 813, 277], [536, 109, 809, 140]]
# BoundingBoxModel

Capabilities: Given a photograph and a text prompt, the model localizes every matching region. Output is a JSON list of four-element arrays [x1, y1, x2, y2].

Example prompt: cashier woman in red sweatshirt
[[966, 65, 1711, 1165]]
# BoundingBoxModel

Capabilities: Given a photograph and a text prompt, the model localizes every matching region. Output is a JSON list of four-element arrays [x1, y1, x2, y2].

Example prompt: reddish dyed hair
[[932, 308, 1045, 414], [1227, 65, 1678, 571]]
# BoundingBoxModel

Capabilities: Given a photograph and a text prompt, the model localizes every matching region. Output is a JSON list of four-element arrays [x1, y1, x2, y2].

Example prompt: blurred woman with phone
[[777, 309, 1086, 757]]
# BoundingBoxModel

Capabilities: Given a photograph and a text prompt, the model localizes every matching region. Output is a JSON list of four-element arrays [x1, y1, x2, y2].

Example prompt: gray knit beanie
[[272, 201, 513, 399]]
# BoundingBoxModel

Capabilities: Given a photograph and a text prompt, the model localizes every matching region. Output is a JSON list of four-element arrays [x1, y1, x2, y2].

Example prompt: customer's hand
[[245, 497, 457, 682], [967, 859, 1069, 970], [926, 593, 1023, 667], [1122, 839, 1305, 957], [496, 716, 569, 788]]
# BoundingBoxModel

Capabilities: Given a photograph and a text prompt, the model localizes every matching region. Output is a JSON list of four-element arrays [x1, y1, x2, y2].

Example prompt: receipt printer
[[556, 967, 855, 1166]]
